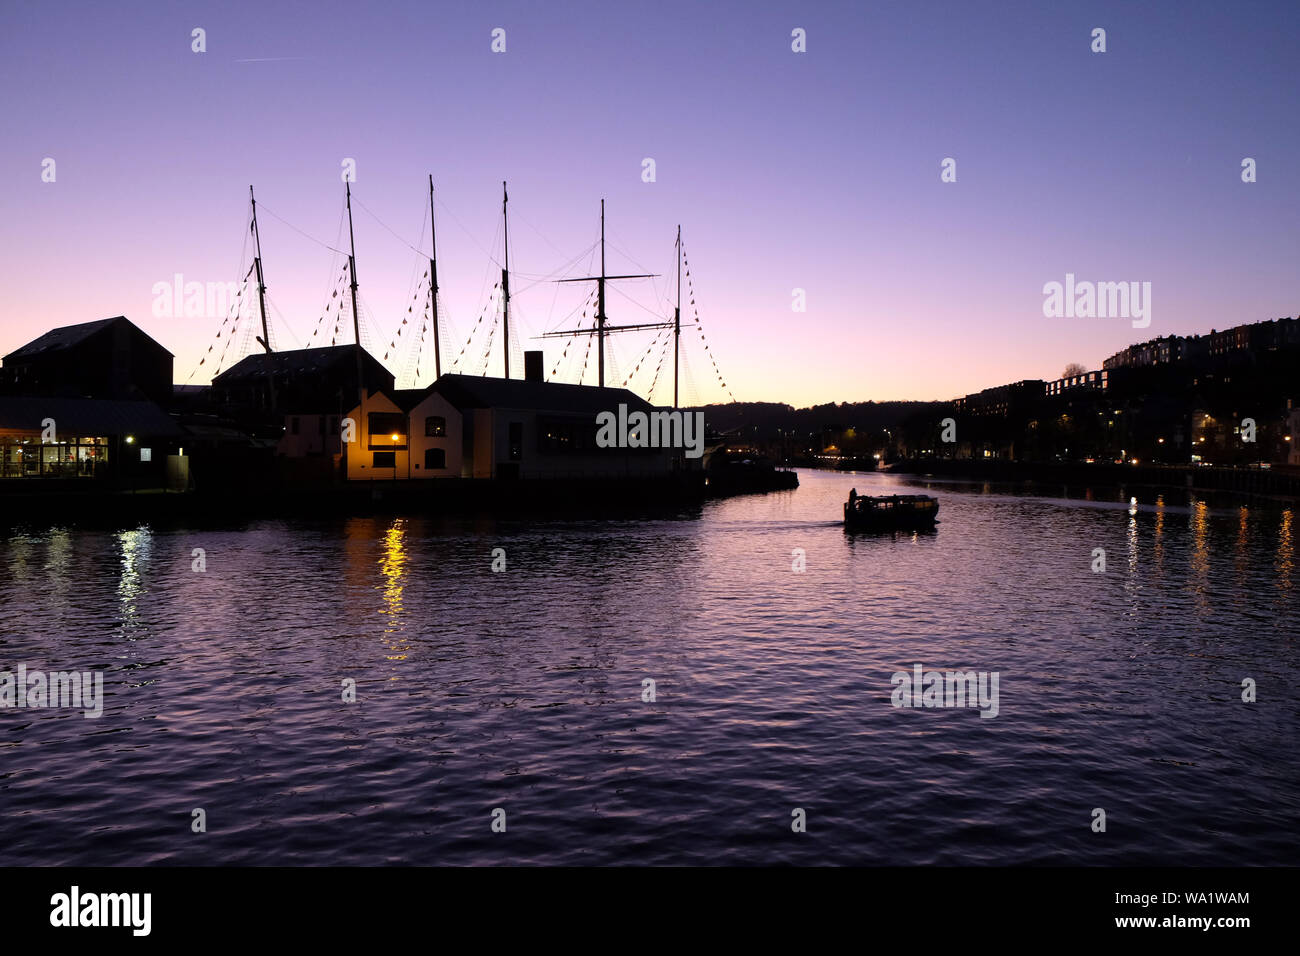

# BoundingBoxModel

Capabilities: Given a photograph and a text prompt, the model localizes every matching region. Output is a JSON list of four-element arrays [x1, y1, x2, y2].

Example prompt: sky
[[2, 0, 1297, 407]]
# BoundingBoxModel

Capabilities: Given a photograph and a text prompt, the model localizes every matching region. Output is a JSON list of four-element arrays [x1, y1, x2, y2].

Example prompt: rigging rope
[[680, 238, 736, 402], [311, 263, 352, 345], [620, 326, 670, 389], [185, 264, 254, 382], [646, 333, 673, 403], [544, 288, 598, 382], [449, 282, 500, 372]]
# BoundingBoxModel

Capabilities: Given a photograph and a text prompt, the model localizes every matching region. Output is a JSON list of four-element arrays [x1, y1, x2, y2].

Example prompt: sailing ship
[[233, 180, 699, 395]]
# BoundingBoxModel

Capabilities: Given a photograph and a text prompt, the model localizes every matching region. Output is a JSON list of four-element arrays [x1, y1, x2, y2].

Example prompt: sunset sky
[[2, 0, 1297, 407]]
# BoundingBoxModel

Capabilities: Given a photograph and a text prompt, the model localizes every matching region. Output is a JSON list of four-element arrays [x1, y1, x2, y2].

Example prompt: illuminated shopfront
[[0, 433, 111, 478]]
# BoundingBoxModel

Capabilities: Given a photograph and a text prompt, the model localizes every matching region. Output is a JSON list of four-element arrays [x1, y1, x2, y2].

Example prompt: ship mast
[[250, 186, 272, 355], [346, 181, 365, 452], [501, 181, 511, 379], [598, 201, 605, 385], [543, 201, 663, 387], [674, 225, 681, 408], [429, 175, 442, 380], [249, 185, 277, 411]]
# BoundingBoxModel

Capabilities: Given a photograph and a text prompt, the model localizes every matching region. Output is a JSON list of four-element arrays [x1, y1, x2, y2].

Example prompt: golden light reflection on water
[[1278, 509, 1294, 591], [379, 518, 409, 662], [1189, 500, 1210, 614], [1235, 506, 1250, 594], [1153, 496, 1165, 575]]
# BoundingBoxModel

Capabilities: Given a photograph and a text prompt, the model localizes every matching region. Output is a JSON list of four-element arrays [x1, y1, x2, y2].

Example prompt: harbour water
[[1, 469, 1296, 865]]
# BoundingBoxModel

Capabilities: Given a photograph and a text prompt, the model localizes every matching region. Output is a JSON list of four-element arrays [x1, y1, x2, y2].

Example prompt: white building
[[278, 368, 688, 482]]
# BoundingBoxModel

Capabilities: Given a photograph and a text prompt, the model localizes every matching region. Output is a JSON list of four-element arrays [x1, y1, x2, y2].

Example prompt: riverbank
[[881, 458, 1300, 500], [0, 467, 799, 527]]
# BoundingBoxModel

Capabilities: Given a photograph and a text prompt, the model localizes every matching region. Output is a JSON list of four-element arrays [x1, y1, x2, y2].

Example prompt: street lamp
[[122, 435, 136, 494]]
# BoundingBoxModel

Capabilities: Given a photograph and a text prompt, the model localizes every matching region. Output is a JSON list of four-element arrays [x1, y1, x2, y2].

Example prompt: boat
[[843, 487, 939, 531]]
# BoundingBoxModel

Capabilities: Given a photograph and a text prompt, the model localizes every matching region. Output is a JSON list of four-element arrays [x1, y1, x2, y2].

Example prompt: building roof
[[0, 396, 184, 437], [212, 345, 391, 384], [430, 374, 656, 415], [390, 389, 427, 412], [3, 316, 172, 362]]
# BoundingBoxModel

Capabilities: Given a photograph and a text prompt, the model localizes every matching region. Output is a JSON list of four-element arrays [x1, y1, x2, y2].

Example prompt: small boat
[[843, 487, 939, 531]]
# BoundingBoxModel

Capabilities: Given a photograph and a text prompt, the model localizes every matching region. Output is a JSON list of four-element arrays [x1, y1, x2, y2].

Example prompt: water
[[1, 469, 1297, 865]]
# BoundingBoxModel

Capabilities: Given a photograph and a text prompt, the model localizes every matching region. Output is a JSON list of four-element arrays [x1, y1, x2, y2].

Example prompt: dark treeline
[[687, 400, 949, 465]]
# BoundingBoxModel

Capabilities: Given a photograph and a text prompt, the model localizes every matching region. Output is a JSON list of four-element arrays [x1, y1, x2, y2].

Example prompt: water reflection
[[1188, 500, 1210, 614], [1235, 506, 1250, 595], [46, 528, 71, 606], [2, 470, 1298, 867], [1153, 495, 1165, 576], [117, 526, 151, 639], [1278, 509, 1294, 592], [1126, 499, 1139, 594], [379, 518, 409, 663]]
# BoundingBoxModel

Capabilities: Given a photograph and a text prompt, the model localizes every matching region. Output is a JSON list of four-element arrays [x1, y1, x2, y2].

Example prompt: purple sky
[[3, 0, 1297, 406]]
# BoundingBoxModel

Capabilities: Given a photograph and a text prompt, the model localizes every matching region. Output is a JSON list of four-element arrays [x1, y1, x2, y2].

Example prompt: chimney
[[524, 350, 544, 383]]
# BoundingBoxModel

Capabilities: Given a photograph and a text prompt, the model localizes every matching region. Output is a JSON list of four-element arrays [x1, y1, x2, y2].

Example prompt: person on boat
[[848, 488, 857, 506]]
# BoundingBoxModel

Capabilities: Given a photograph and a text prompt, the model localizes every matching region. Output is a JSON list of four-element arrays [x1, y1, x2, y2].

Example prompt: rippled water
[[1, 469, 1297, 865]]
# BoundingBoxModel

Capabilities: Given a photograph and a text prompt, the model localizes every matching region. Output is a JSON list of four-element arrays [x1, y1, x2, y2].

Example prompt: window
[[139, 448, 152, 462], [372, 451, 396, 468], [508, 422, 523, 461], [537, 417, 599, 453], [425, 415, 446, 437], [368, 412, 407, 449], [424, 448, 446, 470]]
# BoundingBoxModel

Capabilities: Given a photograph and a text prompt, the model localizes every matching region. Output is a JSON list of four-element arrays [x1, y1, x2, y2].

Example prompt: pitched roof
[[3, 316, 172, 361], [0, 396, 184, 437], [430, 374, 655, 415], [390, 389, 427, 412], [212, 345, 391, 384]]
